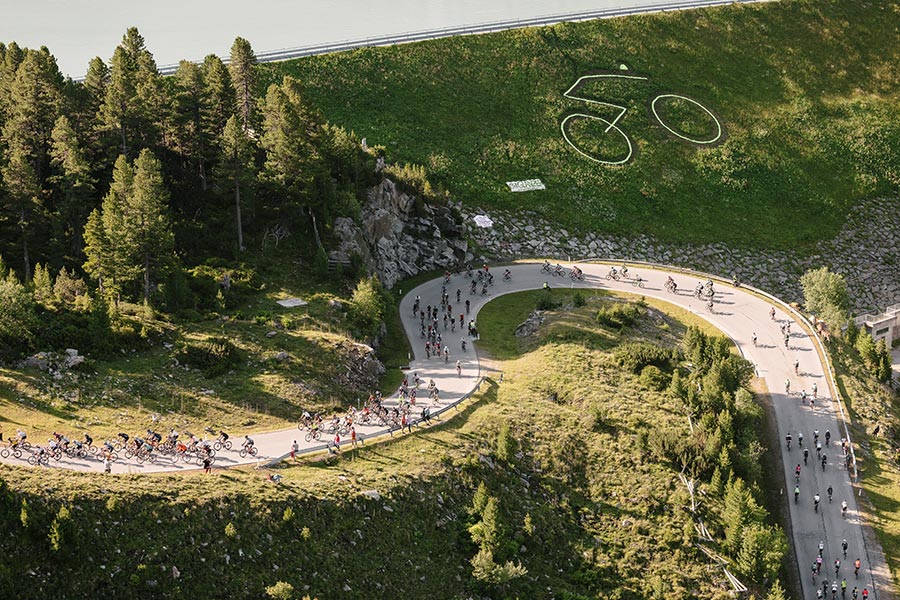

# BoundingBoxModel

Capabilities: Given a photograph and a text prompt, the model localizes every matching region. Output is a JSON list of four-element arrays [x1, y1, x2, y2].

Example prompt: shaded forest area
[[0, 29, 381, 361]]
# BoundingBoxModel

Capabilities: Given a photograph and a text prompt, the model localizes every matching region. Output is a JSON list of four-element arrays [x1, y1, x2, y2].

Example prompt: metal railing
[[152, 0, 771, 76]]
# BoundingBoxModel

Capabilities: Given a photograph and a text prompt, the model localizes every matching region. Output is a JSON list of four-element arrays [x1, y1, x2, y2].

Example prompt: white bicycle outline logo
[[560, 72, 725, 165]]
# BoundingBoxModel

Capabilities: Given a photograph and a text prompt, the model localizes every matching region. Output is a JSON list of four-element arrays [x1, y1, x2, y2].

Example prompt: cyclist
[[460, 338, 467, 352], [825, 430, 831, 445], [813, 382, 818, 398], [752, 332, 757, 346], [770, 306, 776, 320], [786, 434, 792, 450], [842, 539, 848, 557], [456, 360, 462, 377], [814, 493, 820, 512], [854, 558, 860, 577], [795, 464, 802, 480], [828, 486, 834, 503], [83, 433, 93, 447], [785, 378, 791, 394], [803, 447, 809, 465], [798, 431, 804, 446], [621, 265, 629, 278], [841, 500, 848, 518], [822, 454, 827, 470], [835, 559, 841, 576], [794, 485, 800, 504], [794, 359, 800, 374], [819, 540, 825, 557], [243, 435, 254, 451], [503, 269, 511, 281]]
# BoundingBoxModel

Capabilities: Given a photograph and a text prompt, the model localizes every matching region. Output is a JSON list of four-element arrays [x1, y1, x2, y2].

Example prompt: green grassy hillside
[[0, 292, 785, 599], [262, 0, 900, 250]]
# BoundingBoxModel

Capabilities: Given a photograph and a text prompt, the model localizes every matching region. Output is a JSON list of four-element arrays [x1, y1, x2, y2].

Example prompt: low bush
[[614, 342, 676, 374], [640, 365, 670, 391], [596, 303, 642, 329], [176, 337, 243, 377]]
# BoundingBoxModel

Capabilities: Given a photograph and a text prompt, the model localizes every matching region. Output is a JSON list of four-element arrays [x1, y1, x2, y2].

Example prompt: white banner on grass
[[506, 179, 545, 192]]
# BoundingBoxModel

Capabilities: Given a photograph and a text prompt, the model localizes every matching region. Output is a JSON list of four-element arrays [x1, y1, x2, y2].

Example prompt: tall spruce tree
[[125, 148, 173, 302], [259, 76, 327, 243], [49, 115, 96, 258], [228, 37, 256, 132], [219, 114, 253, 251], [83, 154, 133, 302], [172, 60, 209, 189], [0, 49, 65, 279], [83, 57, 109, 119], [99, 28, 162, 156]]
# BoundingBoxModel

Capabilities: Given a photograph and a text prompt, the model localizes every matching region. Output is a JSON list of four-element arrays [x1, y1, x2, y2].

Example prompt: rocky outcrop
[[329, 178, 469, 288]]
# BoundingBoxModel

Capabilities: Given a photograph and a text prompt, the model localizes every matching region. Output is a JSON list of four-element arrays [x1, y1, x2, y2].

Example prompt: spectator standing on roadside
[[290, 439, 299, 461]]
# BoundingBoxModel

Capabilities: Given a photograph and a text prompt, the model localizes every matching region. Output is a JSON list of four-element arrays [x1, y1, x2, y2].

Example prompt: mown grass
[[0, 294, 775, 599], [261, 0, 900, 251]]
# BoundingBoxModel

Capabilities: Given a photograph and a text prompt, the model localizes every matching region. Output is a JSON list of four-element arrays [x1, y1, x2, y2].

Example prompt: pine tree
[[766, 579, 787, 600], [173, 60, 209, 188], [99, 46, 136, 155], [99, 28, 162, 155], [83, 57, 109, 117], [469, 496, 503, 555], [50, 115, 95, 257], [1, 49, 64, 279], [30, 262, 53, 305], [228, 37, 256, 132], [0, 269, 37, 359], [260, 77, 327, 241], [124, 149, 173, 302], [0, 41, 25, 122], [83, 155, 133, 302], [201, 54, 234, 139], [1, 140, 41, 280], [219, 114, 254, 250]]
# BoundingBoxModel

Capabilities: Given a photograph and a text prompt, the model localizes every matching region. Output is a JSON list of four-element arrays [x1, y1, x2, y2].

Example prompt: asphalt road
[[1, 261, 892, 598]]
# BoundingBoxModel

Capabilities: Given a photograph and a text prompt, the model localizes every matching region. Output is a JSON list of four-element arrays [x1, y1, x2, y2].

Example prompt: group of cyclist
[[771, 309, 866, 599], [3, 426, 258, 469]]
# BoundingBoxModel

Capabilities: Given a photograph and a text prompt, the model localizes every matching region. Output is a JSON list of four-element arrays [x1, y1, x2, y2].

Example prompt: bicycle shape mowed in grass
[[560, 71, 724, 165]]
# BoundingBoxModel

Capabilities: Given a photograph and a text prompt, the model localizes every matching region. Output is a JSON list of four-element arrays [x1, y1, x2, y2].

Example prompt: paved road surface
[[1, 261, 893, 598]]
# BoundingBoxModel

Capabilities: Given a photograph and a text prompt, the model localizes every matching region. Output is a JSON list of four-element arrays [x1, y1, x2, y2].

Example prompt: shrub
[[571, 291, 586, 308], [347, 276, 387, 340], [536, 291, 558, 311], [596, 303, 642, 329], [265, 581, 294, 600], [639, 365, 670, 391], [0, 272, 37, 360], [614, 342, 676, 373], [53, 267, 88, 306], [176, 337, 243, 377]]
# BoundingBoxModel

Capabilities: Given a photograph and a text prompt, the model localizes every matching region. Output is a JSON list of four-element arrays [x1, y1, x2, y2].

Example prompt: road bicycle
[[239, 445, 258, 458], [560, 71, 725, 166]]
